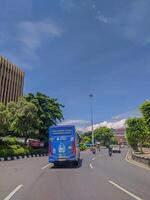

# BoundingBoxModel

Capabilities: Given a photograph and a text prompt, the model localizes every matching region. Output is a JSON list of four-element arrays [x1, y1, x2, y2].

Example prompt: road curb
[[131, 152, 150, 167], [0, 153, 48, 162], [125, 149, 150, 170]]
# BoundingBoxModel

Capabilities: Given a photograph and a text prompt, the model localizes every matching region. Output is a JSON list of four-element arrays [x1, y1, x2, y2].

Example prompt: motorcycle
[[92, 149, 96, 154], [108, 146, 112, 156]]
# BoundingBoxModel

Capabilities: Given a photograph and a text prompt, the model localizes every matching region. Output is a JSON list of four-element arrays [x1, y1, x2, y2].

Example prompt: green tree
[[140, 101, 150, 142], [111, 137, 118, 145], [126, 118, 146, 152], [0, 103, 10, 137], [94, 127, 114, 147], [81, 131, 92, 140], [82, 136, 91, 144], [10, 98, 39, 145], [25, 92, 64, 140], [7, 101, 17, 125]]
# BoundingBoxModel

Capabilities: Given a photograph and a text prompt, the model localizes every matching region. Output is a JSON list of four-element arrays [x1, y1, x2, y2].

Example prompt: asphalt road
[[0, 149, 150, 200]]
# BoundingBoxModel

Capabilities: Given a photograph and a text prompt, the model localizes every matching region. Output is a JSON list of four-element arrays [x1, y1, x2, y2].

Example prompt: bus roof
[[49, 125, 75, 129]]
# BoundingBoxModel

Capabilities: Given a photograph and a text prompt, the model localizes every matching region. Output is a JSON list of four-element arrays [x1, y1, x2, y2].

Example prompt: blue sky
[[0, 0, 150, 127]]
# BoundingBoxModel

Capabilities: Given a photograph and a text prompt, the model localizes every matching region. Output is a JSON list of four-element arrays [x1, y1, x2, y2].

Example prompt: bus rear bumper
[[49, 156, 79, 163]]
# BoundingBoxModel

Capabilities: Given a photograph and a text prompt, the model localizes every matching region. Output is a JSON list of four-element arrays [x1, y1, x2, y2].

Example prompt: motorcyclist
[[108, 145, 112, 156], [91, 146, 96, 154], [97, 144, 101, 151]]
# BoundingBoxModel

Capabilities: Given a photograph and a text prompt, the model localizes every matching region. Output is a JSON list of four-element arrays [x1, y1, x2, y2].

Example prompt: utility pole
[[89, 94, 94, 145]]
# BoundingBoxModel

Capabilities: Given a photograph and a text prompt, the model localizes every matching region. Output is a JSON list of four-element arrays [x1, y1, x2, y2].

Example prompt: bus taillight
[[72, 142, 76, 154], [49, 143, 52, 156]]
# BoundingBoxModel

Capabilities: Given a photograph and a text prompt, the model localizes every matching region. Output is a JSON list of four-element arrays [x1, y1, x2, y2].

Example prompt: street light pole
[[89, 94, 94, 146]]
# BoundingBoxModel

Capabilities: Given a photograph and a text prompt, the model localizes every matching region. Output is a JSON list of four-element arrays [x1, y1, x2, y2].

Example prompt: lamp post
[[89, 94, 94, 145]]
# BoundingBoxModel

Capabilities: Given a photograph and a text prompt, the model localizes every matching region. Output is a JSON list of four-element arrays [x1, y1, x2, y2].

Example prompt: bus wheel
[[54, 162, 59, 168], [74, 160, 79, 167]]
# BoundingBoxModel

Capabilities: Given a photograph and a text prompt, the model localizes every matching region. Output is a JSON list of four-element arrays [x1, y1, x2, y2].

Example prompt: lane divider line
[[41, 163, 51, 170], [89, 163, 93, 169], [3, 184, 23, 200], [108, 180, 143, 200]]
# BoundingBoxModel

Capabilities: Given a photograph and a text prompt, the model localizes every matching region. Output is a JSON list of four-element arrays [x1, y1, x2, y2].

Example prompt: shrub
[[4, 137, 17, 145], [79, 144, 87, 151], [13, 147, 25, 156], [0, 143, 31, 158], [0, 149, 14, 157]]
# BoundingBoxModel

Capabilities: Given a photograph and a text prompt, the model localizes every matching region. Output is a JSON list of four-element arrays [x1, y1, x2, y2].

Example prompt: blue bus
[[48, 125, 80, 166]]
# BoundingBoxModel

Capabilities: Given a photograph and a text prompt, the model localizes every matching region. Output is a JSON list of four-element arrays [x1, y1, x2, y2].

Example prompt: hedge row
[[0, 137, 48, 158], [0, 145, 30, 158]]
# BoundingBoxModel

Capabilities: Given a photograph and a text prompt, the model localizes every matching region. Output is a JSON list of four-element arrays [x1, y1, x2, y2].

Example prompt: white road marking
[[89, 163, 93, 169], [41, 163, 51, 169], [108, 180, 143, 200], [125, 150, 150, 171], [3, 184, 23, 200], [92, 157, 95, 161]]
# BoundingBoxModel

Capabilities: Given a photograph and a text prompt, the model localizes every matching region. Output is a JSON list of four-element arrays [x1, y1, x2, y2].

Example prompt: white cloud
[[90, 2, 110, 24], [97, 14, 110, 23], [0, 19, 63, 66], [59, 119, 90, 126], [113, 0, 150, 46], [92, 4, 96, 10], [82, 108, 141, 132], [59, 119, 90, 131], [84, 119, 126, 132], [17, 20, 63, 50], [112, 109, 141, 120]]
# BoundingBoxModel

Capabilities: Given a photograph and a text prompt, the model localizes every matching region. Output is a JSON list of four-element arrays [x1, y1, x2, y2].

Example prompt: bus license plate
[[58, 158, 66, 161]]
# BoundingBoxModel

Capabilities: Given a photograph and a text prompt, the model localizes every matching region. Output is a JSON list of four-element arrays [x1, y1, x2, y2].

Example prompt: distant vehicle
[[109, 150, 112, 156], [108, 146, 112, 156], [112, 145, 121, 153], [85, 143, 93, 147], [90, 146, 96, 154], [92, 148, 96, 154], [48, 125, 80, 167], [101, 146, 107, 149], [27, 139, 44, 148]]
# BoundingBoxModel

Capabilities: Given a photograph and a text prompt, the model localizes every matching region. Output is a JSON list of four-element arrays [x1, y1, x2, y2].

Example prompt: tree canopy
[[126, 118, 146, 152], [94, 127, 114, 146], [140, 101, 150, 136], [0, 92, 64, 145], [10, 98, 39, 145], [25, 92, 64, 139], [0, 103, 10, 136]]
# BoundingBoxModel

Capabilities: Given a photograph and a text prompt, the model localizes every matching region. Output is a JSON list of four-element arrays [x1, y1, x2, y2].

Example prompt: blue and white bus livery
[[48, 125, 80, 167]]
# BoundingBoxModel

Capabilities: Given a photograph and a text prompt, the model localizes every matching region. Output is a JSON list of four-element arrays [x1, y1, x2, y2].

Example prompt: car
[[101, 146, 107, 149], [112, 145, 121, 153]]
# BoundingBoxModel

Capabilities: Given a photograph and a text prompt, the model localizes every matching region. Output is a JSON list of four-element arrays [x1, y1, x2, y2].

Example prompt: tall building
[[0, 56, 25, 104], [112, 128, 127, 144]]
